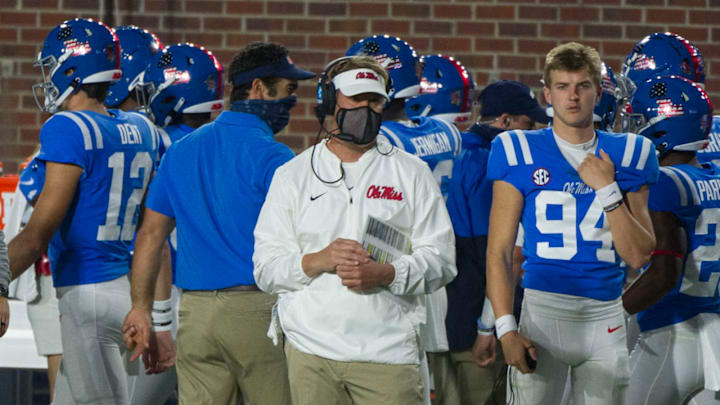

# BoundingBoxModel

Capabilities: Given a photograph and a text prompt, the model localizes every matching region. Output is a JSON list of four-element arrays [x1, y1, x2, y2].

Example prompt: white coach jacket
[[253, 139, 457, 365]]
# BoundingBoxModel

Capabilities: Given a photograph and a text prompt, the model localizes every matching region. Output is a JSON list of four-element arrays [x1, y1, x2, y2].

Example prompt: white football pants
[[507, 289, 629, 405]]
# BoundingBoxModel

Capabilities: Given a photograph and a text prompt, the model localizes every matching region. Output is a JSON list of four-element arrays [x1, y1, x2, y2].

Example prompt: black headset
[[314, 56, 352, 125]]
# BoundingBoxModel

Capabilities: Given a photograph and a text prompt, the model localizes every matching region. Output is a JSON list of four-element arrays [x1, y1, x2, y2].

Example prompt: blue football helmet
[[346, 35, 420, 100], [593, 62, 620, 132], [624, 75, 713, 157], [32, 18, 122, 113], [105, 25, 162, 108], [619, 32, 705, 100], [405, 54, 475, 125], [141, 43, 224, 127]]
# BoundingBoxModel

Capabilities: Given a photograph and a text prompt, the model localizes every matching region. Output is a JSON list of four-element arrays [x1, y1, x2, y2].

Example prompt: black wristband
[[603, 199, 624, 213]]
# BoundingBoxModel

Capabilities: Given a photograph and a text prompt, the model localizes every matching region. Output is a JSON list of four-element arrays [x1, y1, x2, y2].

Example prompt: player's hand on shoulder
[[0, 297, 9, 338], [499, 330, 537, 374], [472, 333, 497, 367], [578, 149, 615, 190], [122, 307, 151, 362]]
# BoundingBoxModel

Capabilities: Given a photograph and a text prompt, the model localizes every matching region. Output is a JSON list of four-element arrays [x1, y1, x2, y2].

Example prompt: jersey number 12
[[97, 151, 153, 241]]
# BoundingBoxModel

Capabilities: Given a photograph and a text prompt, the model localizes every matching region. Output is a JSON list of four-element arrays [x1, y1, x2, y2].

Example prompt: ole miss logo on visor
[[356, 71, 379, 81]]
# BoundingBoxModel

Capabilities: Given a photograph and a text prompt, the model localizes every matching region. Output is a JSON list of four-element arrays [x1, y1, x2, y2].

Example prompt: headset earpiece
[[315, 56, 354, 125], [315, 70, 337, 124]]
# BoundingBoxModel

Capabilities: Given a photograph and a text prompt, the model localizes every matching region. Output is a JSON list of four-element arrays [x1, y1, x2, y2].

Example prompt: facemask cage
[[32, 54, 63, 112]]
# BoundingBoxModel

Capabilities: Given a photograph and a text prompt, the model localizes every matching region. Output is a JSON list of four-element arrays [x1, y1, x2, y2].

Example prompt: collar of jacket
[[214, 110, 274, 140], [313, 138, 394, 187], [466, 122, 504, 148]]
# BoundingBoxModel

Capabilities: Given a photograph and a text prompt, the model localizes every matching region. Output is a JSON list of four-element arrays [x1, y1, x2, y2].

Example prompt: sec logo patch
[[532, 168, 551, 186]]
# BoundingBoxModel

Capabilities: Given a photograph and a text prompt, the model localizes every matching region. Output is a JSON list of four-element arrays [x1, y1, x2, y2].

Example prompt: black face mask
[[230, 95, 297, 134], [333, 106, 383, 145]]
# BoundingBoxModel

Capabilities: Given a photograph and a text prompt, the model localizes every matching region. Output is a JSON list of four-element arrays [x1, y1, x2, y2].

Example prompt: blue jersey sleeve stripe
[[659, 167, 688, 206], [636, 137, 652, 170], [158, 127, 171, 150], [75, 112, 104, 150], [667, 166, 701, 205], [442, 120, 463, 157], [379, 126, 405, 151], [621, 133, 637, 168], [515, 130, 533, 165], [130, 112, 160, 151], [497, 131, 518, 166], [148, 118, 159, 151], [54, 112, 93, 150], [453, 124, 462, 156]]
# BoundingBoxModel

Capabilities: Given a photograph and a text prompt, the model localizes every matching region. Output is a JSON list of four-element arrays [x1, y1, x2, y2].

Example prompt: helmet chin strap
[[637, 114, 667, 135], [164, 97, 185, 126], [48, 77, 80, 113]]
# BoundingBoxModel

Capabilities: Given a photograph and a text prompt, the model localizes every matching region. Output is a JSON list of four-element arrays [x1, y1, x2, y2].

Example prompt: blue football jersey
[[380, 116, 462, 196], [697, 115, 720, 167], [487, 127, 659, 300], [18, 158, 46, 203], [37, 109, 159, 287], [638, 163, 720, 332]]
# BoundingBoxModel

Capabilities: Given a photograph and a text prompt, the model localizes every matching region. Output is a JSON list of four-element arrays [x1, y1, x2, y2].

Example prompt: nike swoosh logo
[[20, 178, 35, 186], [310, 192, 327, 201], [608, 325, 622, 333]]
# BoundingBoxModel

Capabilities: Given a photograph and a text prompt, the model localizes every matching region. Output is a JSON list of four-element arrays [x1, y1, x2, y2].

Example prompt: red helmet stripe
[[673, 33, 701, 83], [442, 55, 472, 113]]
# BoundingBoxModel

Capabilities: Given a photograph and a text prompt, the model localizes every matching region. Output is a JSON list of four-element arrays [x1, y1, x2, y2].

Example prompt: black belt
[[219, 284, 260, 292], [186, 284, 260, 293]]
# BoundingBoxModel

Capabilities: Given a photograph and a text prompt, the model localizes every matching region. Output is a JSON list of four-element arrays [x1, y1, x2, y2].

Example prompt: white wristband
[[480, 296, 496, 328], [477, 317, 494, 335], [596, 181, 622, 209], [495, 314, 518, 340], [151, 298, 173, 332]]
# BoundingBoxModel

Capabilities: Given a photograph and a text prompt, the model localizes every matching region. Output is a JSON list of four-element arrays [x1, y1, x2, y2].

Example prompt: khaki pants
[[176, 290, 291, 405], [285, 341, 424, 405], [430, 344, 506, 405]]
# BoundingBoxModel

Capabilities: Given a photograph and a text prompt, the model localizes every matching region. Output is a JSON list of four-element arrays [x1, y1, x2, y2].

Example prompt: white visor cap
[[332, 68, 389, 100]]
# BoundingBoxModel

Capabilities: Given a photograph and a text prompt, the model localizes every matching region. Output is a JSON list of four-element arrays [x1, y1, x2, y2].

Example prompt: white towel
[[5, 188, 38, 302]]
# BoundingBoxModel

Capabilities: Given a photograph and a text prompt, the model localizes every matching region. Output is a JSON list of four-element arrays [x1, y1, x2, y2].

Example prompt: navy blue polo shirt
[[146, 111, 294, 290]]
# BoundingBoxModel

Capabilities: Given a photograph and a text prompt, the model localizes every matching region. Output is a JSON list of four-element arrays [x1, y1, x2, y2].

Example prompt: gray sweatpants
[[54, 275, 136, 405]]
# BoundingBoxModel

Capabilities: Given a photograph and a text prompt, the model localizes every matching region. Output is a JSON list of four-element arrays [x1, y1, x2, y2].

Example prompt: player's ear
[[499, 113, 511, 129], [248, 78, 266, 100], [543, 86, 552, 107]]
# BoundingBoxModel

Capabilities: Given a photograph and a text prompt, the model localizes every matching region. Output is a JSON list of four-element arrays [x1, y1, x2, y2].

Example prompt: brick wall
[[1, 0, 719, 173]]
